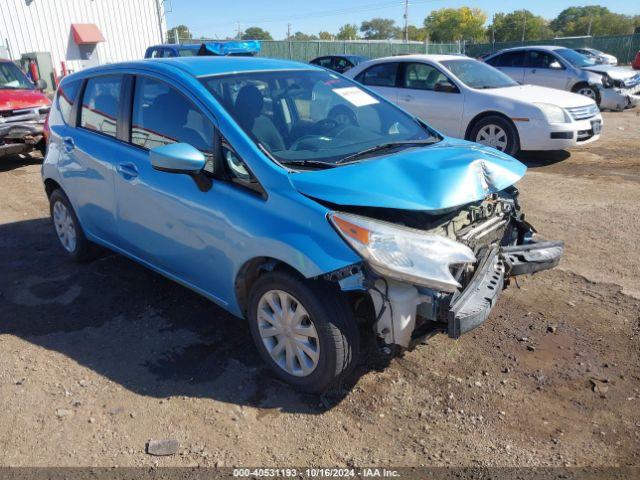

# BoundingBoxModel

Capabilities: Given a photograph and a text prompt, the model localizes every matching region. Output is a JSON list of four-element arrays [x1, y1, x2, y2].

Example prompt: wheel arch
[[464, 110, 520, 143], [43, 178, 63, 198]]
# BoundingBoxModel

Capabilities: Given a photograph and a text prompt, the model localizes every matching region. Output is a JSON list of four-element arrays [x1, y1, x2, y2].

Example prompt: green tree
[[292, 31, 318, 41], [489, 10, 554, 42], [336, 24, 359, 40], [407, 25, 428, 42], [551, 6, 636, 36], [318, 31, 334, 40], [424, 7, 487, 42], [360, 18, 401, 40], [242, 27, 273, 40], [166, 24, 192, 43]]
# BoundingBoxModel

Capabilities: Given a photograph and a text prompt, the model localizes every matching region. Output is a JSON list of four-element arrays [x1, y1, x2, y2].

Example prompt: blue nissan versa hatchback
[[43, 55, 563, 392]]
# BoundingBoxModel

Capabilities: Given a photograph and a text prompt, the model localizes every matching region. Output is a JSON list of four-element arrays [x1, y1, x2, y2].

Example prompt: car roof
[[362, 54, 471, 63], [68, 56, 322, 80], [147, 44, 201, 51], [493, 45, 566, 53]]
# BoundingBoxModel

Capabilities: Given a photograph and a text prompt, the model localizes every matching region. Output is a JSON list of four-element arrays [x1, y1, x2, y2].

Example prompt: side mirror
[[35, 79, 47, 91], [150, 143, 206, 174], [549, 61, 563, 70], [434, 81, 459, 93]]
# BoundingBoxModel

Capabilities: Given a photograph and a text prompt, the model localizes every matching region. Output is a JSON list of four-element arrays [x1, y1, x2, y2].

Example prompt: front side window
[[57, 79, 82, 124], [131, 76, 215, 171], [312, 57, 333, 68], [441, 59, 518, 89], [0, 62, 34, 90], [528, 50, 562, 69], [80, 75, 122, 138], [357, 62, 399, 87], [201, 69, 436, 168], [402, 63, 450, 90]]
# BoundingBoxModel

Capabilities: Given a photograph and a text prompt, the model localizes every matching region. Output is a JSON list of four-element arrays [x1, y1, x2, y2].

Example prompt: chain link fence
[[170, 35, 462, 61], [465, 34, 640, 64]]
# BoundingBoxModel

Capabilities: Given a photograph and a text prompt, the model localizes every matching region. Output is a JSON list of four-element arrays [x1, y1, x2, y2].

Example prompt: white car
[[344, 54, 602, 155], [574, 48, 617, 66]]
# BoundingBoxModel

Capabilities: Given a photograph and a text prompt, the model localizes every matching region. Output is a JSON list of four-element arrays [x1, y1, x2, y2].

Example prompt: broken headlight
[[534, 103, 569, 123], [329, 212, 476, 292]]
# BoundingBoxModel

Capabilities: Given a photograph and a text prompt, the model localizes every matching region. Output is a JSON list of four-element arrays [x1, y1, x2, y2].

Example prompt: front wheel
[[247, 271, 359, 393], [469, 115, 520, 156], [572, 83, 600, 105]]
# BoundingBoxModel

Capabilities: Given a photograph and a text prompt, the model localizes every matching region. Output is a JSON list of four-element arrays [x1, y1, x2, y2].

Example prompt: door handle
[[531, 69, 537, 74], [62, 137, 75, 152], [117, 162, 138, 179], [400, 95, 413, 101]]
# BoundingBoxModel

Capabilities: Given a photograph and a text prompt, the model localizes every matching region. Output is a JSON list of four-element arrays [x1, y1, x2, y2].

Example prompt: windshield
[[441, 59, 518, 89], [555, 48, 596, 68], [0, 62, 33, 90], [201, 70, 436, 166]]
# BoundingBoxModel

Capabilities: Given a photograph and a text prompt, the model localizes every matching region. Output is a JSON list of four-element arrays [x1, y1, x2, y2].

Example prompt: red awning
[[71, 23, 105, 44]]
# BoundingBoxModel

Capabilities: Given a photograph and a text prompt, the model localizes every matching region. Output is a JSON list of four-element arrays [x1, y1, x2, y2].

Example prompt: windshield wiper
[[281, 159, 338, 169], [337, 139, 440, 164]]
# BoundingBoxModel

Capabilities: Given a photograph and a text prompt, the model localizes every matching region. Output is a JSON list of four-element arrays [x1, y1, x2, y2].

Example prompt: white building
[[0, 0, 167, 74]]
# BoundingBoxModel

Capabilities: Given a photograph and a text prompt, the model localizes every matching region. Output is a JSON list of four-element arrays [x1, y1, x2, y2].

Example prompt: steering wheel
[[314, 118, 339, 132]]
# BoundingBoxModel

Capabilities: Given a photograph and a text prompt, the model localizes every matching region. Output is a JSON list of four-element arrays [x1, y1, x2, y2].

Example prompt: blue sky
[[165, 0, 638, 40]]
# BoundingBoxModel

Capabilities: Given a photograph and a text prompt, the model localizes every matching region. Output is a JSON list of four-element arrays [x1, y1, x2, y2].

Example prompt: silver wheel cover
[[53, 200, 77, 253], [577, 87, 596, 100], [257, 290, 320, 377], [476, 124, 508, 151]]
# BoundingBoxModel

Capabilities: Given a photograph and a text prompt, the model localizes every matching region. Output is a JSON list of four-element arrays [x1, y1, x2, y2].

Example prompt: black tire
[[247, 270, 359, 393], [468, 115, 520, 156], [572, 83, 601, 106], [49, 189, 95, 262]]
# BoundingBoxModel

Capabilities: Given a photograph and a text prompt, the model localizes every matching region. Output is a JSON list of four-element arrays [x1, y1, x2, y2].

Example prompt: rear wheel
[[49, 189, 95, 262], [247, 271, 359, 393], [469, 115, 520, 156]]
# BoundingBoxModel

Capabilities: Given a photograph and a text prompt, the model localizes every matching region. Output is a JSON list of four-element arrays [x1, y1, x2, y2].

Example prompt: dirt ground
[[0, 109, 639, 468]]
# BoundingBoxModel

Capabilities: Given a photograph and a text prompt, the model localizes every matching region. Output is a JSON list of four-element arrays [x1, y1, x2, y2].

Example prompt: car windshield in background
[[0, 62, 33, 90], [555, 48, 596, 68], [441, 59, 518, 89], [201, 70, 436, 167], [178, 49, 197, 57]]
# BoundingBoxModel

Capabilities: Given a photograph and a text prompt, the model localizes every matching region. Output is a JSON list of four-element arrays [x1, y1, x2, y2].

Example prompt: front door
[[396, 62, 464, 136], [524, 50, 569, 90], [112, 75, 236, 301]]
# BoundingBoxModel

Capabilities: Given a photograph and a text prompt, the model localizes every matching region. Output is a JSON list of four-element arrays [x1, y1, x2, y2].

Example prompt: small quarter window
[[80, 75, 122, 138], [57, 79, 82, 125]]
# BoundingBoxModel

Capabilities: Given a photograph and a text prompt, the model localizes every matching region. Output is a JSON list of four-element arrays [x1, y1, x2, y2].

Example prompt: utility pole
[[491, 13, 495, 45], [403, 0, 409, 43], [521, 10, 526, 43], [587, 16, 593, 36], [236, 22, 242, 40], [287, 23, 292, 40]]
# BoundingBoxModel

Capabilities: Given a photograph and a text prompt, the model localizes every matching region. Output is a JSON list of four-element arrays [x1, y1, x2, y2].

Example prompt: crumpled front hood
[[289, 138, 527, 212], [583, 65, 639, 81]]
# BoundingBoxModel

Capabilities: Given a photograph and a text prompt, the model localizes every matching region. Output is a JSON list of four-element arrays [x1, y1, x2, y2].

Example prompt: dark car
[[145, 41, 260, 59], [309, 55, 368, 73]]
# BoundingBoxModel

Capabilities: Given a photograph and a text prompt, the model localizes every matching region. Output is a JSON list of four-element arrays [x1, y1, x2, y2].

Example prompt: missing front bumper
[[447, 239, 563, 339]]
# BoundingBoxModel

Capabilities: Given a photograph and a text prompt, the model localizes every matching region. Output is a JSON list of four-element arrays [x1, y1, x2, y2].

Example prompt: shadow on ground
[[516, 150, 571, 168], [0, 152, 43, 172], [0, 218, 367, 413]]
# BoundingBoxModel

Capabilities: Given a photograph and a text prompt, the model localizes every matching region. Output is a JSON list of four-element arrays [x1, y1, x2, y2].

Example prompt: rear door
[[57, 74, 124, 245], [354, 62, 400, 104], [524, 50, 570, 90], [395, 61, 463, 136], [486, 50, 526, 83]]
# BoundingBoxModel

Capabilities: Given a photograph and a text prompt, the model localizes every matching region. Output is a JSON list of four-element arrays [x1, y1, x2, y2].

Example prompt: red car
[[633, 50, 640, 70], [0, 59, 51, 159]]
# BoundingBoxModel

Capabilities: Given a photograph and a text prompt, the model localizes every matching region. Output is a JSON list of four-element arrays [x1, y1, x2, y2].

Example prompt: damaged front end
[[329, 188, 563, 350], [592, 70, 640, 111], [0, 106, 49, 158]]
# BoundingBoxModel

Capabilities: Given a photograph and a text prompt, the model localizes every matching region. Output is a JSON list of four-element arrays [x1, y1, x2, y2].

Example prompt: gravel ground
[[0, 109, 639, 468]]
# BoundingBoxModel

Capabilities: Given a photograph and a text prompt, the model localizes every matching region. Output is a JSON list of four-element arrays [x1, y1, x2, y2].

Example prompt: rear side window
[[131, 76, 215, 171], [80, 75, 123, 138], [487, 51, 525, 68], [56, 79, 81, 125], [357, 63, 399, 87]]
